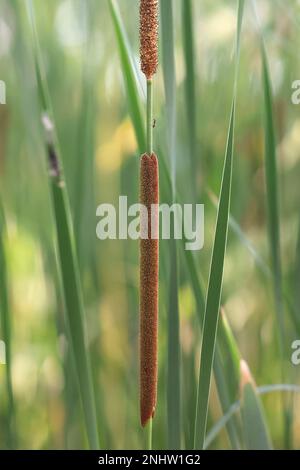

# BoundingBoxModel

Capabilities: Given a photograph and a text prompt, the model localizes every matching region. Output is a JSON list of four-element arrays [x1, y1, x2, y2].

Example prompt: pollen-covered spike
[[140, 0, 159, 79], [140, 153, 159, 427]]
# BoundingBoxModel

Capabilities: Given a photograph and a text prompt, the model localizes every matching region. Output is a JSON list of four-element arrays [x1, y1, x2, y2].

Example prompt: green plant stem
[[194, 0, 245, 450], [147, 79, 153, 155], [0, 205, 16, 447], [182, 0, 197, 198], [147, 419, 153, 450]]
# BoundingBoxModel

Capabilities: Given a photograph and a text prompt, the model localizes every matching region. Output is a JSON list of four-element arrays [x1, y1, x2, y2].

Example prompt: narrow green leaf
[[182, 0, 197, 196], [218, 311, 241, 402], [73, 0, 97, 270], [207, 189, 271, 278], [0, 203, 16, 447], [194, 102, 236, 450], [261, 45, 285, 351], [26, 0, 100, 449], [167, 238, 181, 449], [160, 0, 181, 449], [194, 0, 245, 449], [160, 0, 177, 195], [254, 0, 291, 445], [241, 383, 272, 450], [182, 236, 242, 449], [108, 0, 146, 153], [206, 383, 300, 449]]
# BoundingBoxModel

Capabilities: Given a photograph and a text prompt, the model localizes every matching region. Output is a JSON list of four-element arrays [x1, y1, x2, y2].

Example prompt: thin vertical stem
[[147, 79, 153, 155], [147, 418, 153, 450]]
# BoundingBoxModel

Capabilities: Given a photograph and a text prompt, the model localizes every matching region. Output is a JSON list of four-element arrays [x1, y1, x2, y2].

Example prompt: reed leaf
[[108, 0, 146, 153], [205, 383, 300, 448], [194, 0, 245, 450], [0, 203, 15, 447], [160, 0, 181, 449], [26, 0, 100, 449], [182, 0, 197, 196], [241, 382, 272, 450], [261, 44, 285, 353]]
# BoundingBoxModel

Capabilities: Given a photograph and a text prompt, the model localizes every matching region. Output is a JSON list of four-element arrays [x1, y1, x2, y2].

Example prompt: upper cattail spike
[[140, 0, 159, 79]]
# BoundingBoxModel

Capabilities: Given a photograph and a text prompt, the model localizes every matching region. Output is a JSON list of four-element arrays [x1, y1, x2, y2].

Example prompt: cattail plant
[[139, 0, 159, 445]]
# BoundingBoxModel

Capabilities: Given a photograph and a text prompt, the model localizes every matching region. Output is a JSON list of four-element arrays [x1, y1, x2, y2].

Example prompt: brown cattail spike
[[140, 153, 159, 427], [140, 0, 159, 79]]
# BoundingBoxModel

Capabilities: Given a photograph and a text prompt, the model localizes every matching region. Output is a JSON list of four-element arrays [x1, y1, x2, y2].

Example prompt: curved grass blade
[[261, 44, 285, 353], [160, 0, 177, 197], [182, 240, 241, 449], [205, 383, 300, 449], [73, 0, 97, 271], [108, 0, 146, 153], [261, 32, 293, 453], [194, 102, 236, 450], [241, 382, 272, 450], [218, 311, 241, 402], [25, 0, 99, 449], [182, 0, 198, 196], [252, 0, 291, 446], [160, 0, 181, 449], [207, 189, 271, 278], [0, 203, 16, 447], [194, 0, 245, 449]]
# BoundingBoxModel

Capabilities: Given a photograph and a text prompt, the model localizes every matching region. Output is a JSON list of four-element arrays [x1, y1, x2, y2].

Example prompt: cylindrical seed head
[[140, 153, 159, 427], [140, 0, 159, 79]]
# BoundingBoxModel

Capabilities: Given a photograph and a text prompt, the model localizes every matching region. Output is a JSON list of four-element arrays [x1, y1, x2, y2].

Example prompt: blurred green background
[[0, 0, 300, 449]]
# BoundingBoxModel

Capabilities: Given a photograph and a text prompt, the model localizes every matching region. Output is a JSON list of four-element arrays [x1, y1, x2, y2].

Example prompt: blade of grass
[[167, 237, 181, 449], [207, 188, 271, 278], [108, 0, 146, 153], [25, 0, 99, 449], [261, 37, 293, 453], [241, 382, 272, 450], [0, 203, 16, 448], [209, 187, 298, 338], [160, 0, 181, 449], [261, 37, 285, 355], [252, 0, 290, 447], [182, 0, 198, 197], [205, 383, 300, 448], [194, 103, 235, 450], [73, 0, 97, 270], [218, 311, 241, 402], [194, 0, 245, 449], [182, 241, 242, 449], [160, 0, 177, 197]]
